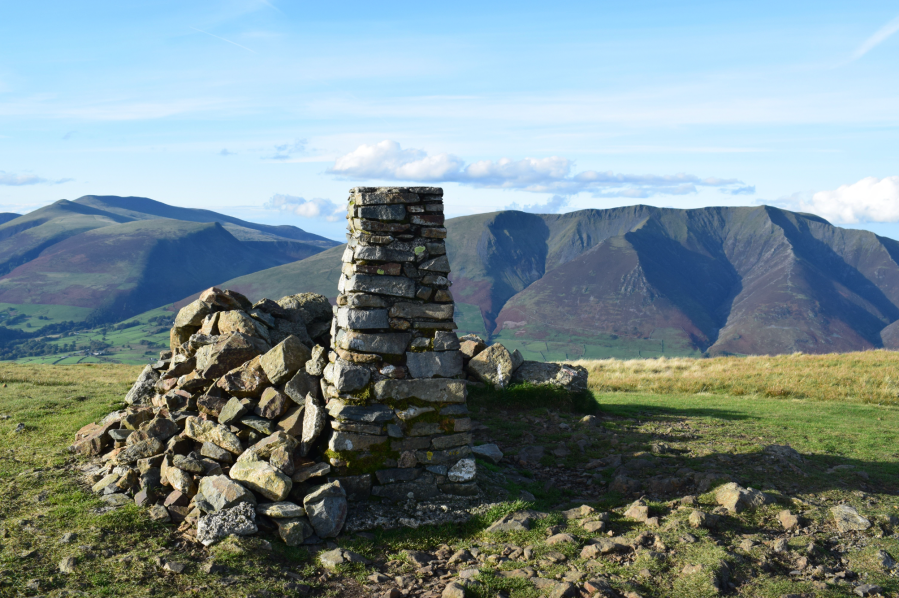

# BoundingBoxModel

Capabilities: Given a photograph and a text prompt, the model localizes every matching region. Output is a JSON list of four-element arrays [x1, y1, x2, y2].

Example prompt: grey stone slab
[[353, 246, 415, 263], [433, 331, 461, 351], [388, 302, 454, 320], [353, 190, 420, 205], [336, 308, 389, 330], [406, 351, 463, 378], [337, 331, 411, 355], [373, 379, 467, 403], [328, 402, 395, 422], [357, 205, 406, 220], [418, 255, 451, 273]]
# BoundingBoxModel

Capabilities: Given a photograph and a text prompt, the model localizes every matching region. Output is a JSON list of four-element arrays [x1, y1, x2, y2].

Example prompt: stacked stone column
[[323, 187, 476, 501]]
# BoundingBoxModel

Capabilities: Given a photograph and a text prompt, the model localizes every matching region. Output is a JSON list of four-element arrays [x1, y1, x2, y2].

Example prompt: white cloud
[[0, 171, 72, 186], [506, 195, 571, 213], [328, 140, 747, 198], [784, 176, 899, 224], [850, 14, 899, 62], [264, 194, 344, 221]]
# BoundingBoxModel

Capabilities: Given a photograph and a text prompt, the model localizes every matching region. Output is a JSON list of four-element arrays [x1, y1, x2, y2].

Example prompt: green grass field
[[12, 306, 173, 366], [0, 303, 94, 331], [1, 358, 897, 597]]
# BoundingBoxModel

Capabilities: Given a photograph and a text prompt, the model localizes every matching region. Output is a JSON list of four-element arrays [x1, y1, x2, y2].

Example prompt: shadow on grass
[[468, 384, 751, 421]]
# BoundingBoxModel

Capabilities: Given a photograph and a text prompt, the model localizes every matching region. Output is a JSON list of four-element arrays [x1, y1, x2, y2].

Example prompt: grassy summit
[[0, 356, 897, 597]]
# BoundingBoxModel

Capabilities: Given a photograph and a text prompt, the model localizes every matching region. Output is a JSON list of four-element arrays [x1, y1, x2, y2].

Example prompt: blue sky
[[2, 0, 899, 241]]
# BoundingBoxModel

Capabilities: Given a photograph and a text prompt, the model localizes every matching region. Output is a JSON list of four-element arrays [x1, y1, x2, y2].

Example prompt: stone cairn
[[326, 186, 475, 501], [71, 287, 347, 547], [69, 186, 590, 549]]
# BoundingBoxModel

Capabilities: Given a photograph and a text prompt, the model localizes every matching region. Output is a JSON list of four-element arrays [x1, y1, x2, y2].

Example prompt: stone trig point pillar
[[323, 186, 476, 501]]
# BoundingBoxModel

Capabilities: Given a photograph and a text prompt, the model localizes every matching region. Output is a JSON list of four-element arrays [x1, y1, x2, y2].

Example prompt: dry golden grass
[[571, 349, 899, 405]]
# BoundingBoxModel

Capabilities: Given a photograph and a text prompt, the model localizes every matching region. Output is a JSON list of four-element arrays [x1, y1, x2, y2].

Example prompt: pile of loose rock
[[69, 185, 592, 550], [72, 286, 345, 547]]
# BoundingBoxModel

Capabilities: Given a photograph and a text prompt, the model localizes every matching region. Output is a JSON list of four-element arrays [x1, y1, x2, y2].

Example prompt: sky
[[2, 1, 899, 241]]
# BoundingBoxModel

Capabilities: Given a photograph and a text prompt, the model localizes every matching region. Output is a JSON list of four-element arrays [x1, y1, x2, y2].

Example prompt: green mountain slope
[[203, 205, 899, 357], [0, 220, 286, 322], [0, 196, 339, 324]]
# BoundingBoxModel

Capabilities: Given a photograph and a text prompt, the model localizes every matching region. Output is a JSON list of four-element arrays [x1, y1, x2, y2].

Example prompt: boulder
[[218, 397, 250, 425], [285, 370, 321, 403], [277, 404, 305, 437], [715, 482, 772, 513], [115, 438, 164, 464], [274, 517, 313, 546], [269, 317, 313, 347], [183, 417, 243, 455], [175, 300, 213, 329], [510, 361, 588, 393], [256, 501, 306, 518], [255, 387, 290, 420], [300, 394, 327, 456], [471, 443, 503, 465], [277, 293, 333, 326], [195, 333, 268, 379], [323, 359, 371, 393], [124, 365, 159, 406], [831, 504, 871, 532], [250, 431, 299, 459], [260, 336, 311, 386], [216, 356, 271, 398], [198, 475, 256, 511], [448, 458, 476, 483], [305, 344, 327, 376], [196, 502, 258, 546], [217, 310, 264, 337], [303, 481, 348, 538], [229, 451, 292, 501], [466, 343, 515, 389]]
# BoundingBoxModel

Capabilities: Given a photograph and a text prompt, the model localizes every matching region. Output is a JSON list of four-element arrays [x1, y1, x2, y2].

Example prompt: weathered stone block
[[405, 351, 463, 378], [260, 336, 311, 385], [328, 431, 389, 453], [357, 204, 407, 220], [345, 273, 416, 298], [337, 331, 411, 355], [336, 307, 389, 330], [328, 402, 395, 422], [323, 359, 371, 392], [388, 302, 453, 320], [373, 379, 467, 403]]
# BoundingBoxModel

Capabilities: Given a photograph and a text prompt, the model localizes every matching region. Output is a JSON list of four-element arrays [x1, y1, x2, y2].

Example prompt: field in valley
[[0, 353, 897, 597]]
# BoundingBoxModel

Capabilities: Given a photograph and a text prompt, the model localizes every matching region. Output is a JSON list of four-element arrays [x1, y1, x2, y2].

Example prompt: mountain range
[[5, 195, 899, 360], [0, 196, 338, 323], [203, 204, 899, 360]]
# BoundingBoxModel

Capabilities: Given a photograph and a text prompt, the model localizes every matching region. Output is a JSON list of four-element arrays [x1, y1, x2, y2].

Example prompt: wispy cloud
[[266, 138, 307, 161], [62, 131, 76, 140], [849, 14, 899, 62], [775, 176, 899, 224], [264, 194, 343, 221], [723, 185, 756, 195], [220, 148, 236, 156], [505, 195, 571, 213], [0, 171, 72, 186], [189, 27, 257, 54], [328, 140, 748, 198]]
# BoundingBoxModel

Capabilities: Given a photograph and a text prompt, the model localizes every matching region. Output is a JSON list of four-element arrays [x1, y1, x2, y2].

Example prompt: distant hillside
[[0, 196, 339, 324], [203, 205, 899, 359], [0, 213, 21, 226]]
